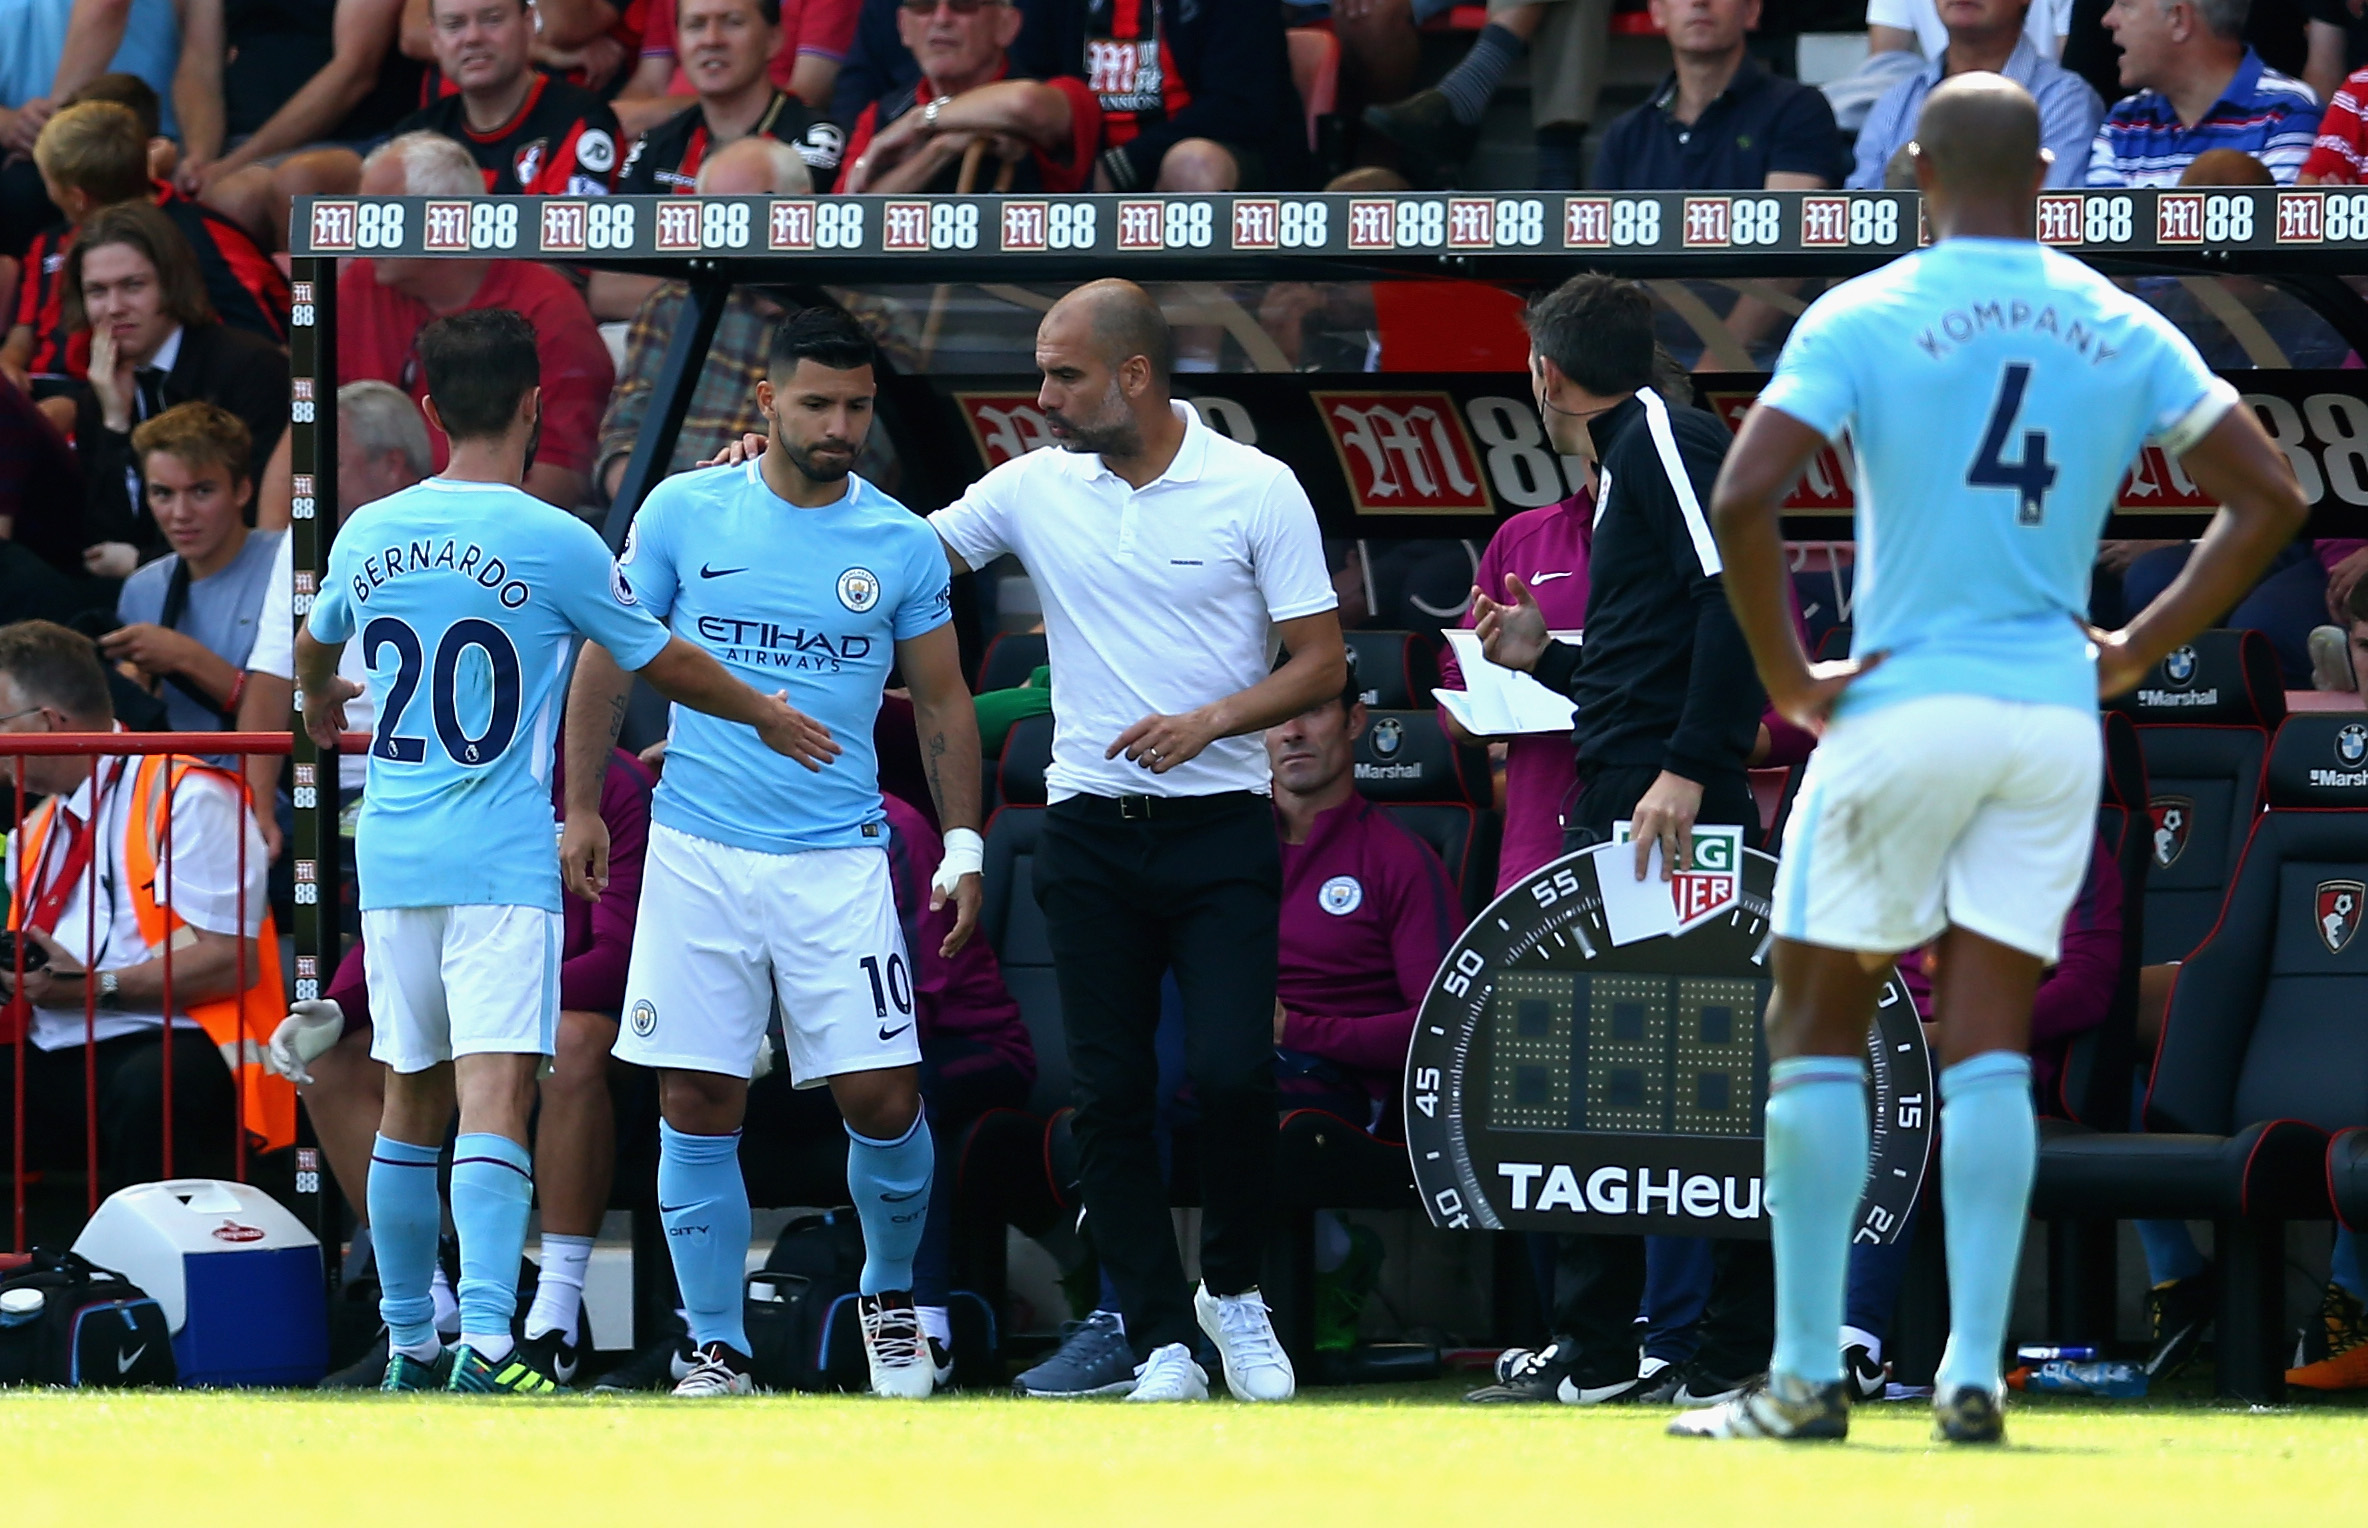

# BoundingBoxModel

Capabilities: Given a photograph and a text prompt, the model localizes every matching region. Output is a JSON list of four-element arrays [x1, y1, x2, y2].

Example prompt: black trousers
[[0, 1028, 238, 1191], [1549, 759, 1774, 1383], [1036, 792, 1281, 1355]]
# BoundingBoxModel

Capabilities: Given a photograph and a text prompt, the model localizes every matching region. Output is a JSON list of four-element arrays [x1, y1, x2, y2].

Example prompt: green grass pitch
[[10, 1382, 2365, 1524]]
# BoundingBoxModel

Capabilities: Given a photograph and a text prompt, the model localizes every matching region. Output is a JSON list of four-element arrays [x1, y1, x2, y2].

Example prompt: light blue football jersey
[[620, 460, 951, 855], [307, 478, 671, 911], [1758, 237, 2236, 718]]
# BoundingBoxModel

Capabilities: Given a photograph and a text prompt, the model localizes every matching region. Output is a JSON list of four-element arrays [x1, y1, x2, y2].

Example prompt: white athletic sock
[[392, 1335, 444, 1363], [525, 1233, 595, 1340], [1841, 1325, 1883, 1366], [917, 1305, 953, 1348], [463, 1332, 516, 1364], [430, 1264, 460, 1338]]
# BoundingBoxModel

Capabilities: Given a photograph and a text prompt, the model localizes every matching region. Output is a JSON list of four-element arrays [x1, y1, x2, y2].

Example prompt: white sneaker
[[859, 1292, 935, 1398], [1125, 1342, 1209, 1402], [670, 1341, 756, 1397], [1193, 1283, 1296, 1402]]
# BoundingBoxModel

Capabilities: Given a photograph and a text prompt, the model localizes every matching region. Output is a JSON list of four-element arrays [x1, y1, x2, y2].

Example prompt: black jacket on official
[[616, 91, 846, 192], [1531, 388, 1764, 785]]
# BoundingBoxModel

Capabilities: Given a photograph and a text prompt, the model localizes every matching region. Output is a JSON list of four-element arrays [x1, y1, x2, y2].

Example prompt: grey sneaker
[[1013, 1309, 1138, 1398], [2311, 624, 2357, 693]]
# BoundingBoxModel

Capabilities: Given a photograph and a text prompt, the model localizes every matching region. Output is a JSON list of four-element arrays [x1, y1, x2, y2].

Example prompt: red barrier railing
[[2, 730, 366, 1251]]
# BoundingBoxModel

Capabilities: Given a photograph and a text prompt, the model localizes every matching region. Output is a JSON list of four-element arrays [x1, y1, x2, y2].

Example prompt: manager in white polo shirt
[[930, 280, 1346, 1404]]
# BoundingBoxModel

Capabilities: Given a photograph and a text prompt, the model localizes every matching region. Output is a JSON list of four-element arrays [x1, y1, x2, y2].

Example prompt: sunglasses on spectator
[[899, 0, 1006, 13]]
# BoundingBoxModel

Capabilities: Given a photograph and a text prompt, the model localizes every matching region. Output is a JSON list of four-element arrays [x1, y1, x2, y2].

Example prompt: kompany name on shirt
[[1913, 299, 2124, 366]]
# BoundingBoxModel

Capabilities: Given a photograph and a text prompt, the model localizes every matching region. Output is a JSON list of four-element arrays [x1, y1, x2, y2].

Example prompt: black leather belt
[[1055, 790, 1263, 823]]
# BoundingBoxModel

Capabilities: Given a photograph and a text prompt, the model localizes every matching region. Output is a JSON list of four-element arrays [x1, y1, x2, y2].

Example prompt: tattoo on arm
[[603, 692, 627, 748], [923, 729, 948, 818]]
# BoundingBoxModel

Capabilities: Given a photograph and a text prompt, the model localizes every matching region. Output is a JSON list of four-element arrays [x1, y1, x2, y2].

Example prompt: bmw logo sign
[[2339, 724, 2368, 767], [1370, 716, 1405, 759], [837, 567, 881, 613], [2164, 646, 2198, 687], [630, 1000, 658, 1038], [1319, 875, 1364, 916]]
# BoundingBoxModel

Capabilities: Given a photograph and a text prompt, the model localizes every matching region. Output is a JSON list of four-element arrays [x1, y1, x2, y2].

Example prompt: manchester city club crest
[[2163, 645, 2198, 688], [2151, 795, 2192, 868], [630, 999, 658, 1038], [1369, 716, 1405, 758], [1319, 875, 1364, 915], [2339, 724, 2368, 768], [837, 566, 881, 612], [2320, 881, 2365, 955]]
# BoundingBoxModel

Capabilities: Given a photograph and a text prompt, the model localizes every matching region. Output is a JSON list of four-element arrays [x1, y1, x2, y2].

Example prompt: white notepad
[[1433, 628, 1582, 737]]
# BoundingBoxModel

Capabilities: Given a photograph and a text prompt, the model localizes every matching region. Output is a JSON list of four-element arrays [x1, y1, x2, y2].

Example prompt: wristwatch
[[922, 96, 946, 134], [94, 970, 121, 1010]]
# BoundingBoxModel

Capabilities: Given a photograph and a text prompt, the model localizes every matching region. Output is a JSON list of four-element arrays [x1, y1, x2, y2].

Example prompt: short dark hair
[[64, 200, 217, 334], [68, 73, 162, 141], [418, 308, 540, 441], [1524, 273, 1655, 397], [683, 0, 785, 24], [767, 304, 875, 377], [0, 620, 113, 723]]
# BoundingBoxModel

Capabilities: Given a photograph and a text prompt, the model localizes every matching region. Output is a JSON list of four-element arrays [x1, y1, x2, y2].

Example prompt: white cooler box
[[73, 1180, 328, 1387]]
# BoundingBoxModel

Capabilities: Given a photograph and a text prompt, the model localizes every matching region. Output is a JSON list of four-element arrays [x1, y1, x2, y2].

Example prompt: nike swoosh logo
[[700, 563, 748, 579], [117, 1345, 146, 1373], [881, 1187, 927, 1203], [658, 1202, 693, 1214], [1530, 571, 1574, 584], [878, 1022, 913, 1042]]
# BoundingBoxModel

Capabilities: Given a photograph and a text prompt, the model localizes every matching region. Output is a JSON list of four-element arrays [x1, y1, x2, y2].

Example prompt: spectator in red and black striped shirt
[[2, 103, 289, 422], [394, 0, 624, 194], [616, 0, 845, 194]]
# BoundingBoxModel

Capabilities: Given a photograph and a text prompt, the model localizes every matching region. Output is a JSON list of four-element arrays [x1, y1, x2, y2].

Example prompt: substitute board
[[1405, 845, 1932, 1241]]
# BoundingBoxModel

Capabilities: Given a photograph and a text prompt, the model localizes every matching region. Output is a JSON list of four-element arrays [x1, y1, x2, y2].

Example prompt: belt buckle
[[1118, 795, 1152, 821]]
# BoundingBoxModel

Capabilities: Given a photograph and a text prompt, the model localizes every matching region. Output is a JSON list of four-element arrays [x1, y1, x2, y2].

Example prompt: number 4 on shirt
[[1967, 362, 2058, 526]]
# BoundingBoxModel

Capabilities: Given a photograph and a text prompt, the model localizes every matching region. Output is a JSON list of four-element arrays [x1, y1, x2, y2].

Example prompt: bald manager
[[929, 280, 1348, 1404]]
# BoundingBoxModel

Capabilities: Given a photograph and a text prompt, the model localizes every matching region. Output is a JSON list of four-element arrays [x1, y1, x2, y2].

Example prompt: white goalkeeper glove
[[932, 827, 984, 905], [266, 997, 345, 1084]]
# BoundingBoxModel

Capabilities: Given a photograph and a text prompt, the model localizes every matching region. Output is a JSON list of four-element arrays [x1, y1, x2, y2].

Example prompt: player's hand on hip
[[1109, 706, 1220, 773], [2090, 625, 2152, 701], [1767, 654, 1880, 734], [265, 997, 345, 1085], [561, 810, 612, 901], [301, 677, 364, 751], [1473, 573, 1550, 672], [697, 432, 769, 469], [1630, 770, 1704, 881], [755, 691, 841, 771]]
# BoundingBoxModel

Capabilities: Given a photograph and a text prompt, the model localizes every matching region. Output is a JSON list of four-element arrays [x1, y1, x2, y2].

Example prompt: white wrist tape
[[932, 827, 984, 899]]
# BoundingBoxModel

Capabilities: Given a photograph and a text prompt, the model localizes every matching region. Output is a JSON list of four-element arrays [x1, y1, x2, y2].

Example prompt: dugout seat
[[1812, 624, 1854, 662], [977, 631, 1048, 695], [2033, 711, 2368, 1399], [1344, 629, 1440, 711], [2108, 629, 2283, 964], [1350, 708, 1499, 919], [981, 714, 1067, 1118]]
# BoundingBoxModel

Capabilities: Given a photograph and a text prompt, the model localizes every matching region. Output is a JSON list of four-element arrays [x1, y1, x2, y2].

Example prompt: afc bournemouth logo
[[2151, 796, 2192, 868], [2341, 724, 2368, 768], [1313, 391, 1491, 515], [630, 999, 658, 1038], [1319, 875, 1364, 916], [1613, 822, 1744, 930], [2319, 880, 2365, 954], [512, 137, 549, 189], [837, 567, 881, 613], [2163, 646, 2198, 688]]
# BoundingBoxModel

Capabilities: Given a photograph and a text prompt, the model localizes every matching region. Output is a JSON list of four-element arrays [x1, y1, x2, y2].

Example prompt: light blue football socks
[[847, 1111, 934, 1296], [1935, 1052, 2037, 1397], [369, 1133, 444, 1361], [450, 1131, 535, 1363], [1765, 1055, 1869, 1387], [659, 1121, 753, 1354]]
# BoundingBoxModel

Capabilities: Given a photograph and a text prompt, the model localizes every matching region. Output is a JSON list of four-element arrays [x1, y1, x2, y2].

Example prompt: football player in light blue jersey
[[297, 310, 831, 1396], [561, 306, 984, 1399], [1673, 75, 2305, 1444]]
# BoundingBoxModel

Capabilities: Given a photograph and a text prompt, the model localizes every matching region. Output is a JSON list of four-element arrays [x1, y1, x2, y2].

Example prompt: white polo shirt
[[930, 403, 1336, 801]]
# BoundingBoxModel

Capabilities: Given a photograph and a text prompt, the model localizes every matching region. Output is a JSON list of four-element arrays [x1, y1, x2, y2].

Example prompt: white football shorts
[[614, 823, 920, 1085], [1772, 694, 2102, 962], [362, 903, 562, 1073]]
